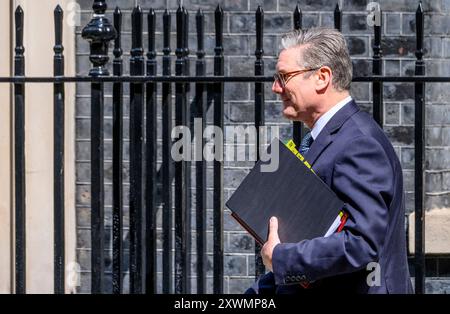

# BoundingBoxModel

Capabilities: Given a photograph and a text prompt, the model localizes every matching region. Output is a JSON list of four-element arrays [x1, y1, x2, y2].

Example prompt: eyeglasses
[[273, 67, 321, 88]]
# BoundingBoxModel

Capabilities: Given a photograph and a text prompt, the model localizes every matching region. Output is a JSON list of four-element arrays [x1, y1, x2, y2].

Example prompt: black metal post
[[174, 4, 190, 294], [162, 9, 173, 294], [81, 0, 116, 294], [145, 7, 158, 295], [53, 4, 65, 294], [112, 6, 123, 295], [14, 5, 26, 295], [372, 7, 383, 126], [195, 8, 207, 294], [183, 7, 192, 294], [213, 4, 224, 294], [129, 5, 145, 294], [254, 5, 266, 279], [414, 2, 426, 295], [292, 4, 305, 146], [183, 6, 191, 94]]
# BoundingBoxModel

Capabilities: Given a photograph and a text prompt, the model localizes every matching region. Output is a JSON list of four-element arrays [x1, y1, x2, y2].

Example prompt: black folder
[[226, 138, 345, 245]]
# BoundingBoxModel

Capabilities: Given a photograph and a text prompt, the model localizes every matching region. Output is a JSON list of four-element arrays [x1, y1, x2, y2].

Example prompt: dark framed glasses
[[273, 67, 321, 88]]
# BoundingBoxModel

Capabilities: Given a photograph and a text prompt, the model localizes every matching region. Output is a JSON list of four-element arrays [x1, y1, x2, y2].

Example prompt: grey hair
[[280, 27, 353, 91]]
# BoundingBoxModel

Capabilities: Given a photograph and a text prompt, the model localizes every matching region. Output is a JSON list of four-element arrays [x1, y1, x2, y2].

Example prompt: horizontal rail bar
[[0, 76, 449, 83]]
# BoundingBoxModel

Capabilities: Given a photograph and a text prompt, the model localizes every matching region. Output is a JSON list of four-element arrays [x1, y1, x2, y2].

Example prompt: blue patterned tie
[[299, 131, 314, 155]]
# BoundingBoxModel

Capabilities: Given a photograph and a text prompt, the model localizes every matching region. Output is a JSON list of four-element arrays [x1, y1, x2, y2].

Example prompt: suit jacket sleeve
[[244, 271, 276, 294], [271, 135, 393, 285]]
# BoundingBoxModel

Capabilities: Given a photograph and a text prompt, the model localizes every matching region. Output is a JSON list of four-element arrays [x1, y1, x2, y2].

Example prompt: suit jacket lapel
[[305, 100, 360, 166]]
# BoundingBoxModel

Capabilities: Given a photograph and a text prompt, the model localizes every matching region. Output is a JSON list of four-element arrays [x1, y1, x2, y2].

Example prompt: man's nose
[[272, 80, 283, 94]]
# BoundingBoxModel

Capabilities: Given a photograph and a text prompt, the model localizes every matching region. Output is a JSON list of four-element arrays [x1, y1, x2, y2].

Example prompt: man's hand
[[261, 216, 281, 272]]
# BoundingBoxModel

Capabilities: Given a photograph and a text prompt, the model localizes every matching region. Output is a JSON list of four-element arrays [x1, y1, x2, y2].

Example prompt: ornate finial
[[54, 5, 64, 56], [176, 3, 184, 59], [131, 6, 144, 58], [215, 3, 223, 15], [196, 9, 205, 59], [163, 9, 172, 56], [183, 6, 189, 62], [82, 0, 117, 76], [113, 7, 122, 59], [148, 9, 156, 60], [334, 3, 342, 31], [93, 0, 107, 14], [293, 3, 302, 30], [15, 6, 24, 57], [255, 5, 264, 59], [215, 4, 223, 55], [416, 2, 424, 61]]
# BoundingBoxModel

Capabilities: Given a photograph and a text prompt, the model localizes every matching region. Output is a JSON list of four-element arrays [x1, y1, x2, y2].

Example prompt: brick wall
[[75, 0, 450, 293]]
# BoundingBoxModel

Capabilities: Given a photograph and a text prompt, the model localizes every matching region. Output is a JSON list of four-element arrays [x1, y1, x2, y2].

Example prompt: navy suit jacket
[[246, 100, 413, 294]]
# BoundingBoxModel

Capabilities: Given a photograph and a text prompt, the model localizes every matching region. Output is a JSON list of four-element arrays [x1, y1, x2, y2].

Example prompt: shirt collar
[[310, 95, 353, 140]]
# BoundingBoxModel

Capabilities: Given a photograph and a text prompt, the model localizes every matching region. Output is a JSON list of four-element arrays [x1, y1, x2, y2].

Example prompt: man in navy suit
[[246, 27, 413, 294]]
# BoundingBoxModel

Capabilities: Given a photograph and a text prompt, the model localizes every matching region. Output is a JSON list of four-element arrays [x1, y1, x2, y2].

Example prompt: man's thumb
[[268, 217, 279, 241]]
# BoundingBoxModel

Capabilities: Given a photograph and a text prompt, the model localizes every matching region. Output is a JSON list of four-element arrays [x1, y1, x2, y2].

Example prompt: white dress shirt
[[310, 96, 353, 140]]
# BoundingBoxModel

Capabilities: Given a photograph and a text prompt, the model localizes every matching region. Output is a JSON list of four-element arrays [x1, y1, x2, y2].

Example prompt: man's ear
[[315, 66, 332, 92]]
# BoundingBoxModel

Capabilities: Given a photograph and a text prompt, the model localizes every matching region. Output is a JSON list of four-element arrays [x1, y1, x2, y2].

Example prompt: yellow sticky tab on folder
[[296, 152, 304, 161], [286, 139, 296, 150], [284, 139, 317, 174]]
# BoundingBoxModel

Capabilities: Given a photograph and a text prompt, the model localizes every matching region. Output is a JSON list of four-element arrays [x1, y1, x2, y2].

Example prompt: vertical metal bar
[[183, 6, 191, 94], [334, 4, 342, 32], [414, 2, 425, 295], [162, 9, 173, 294], [254, 5, 266, 279], [90, 83, 105, 294], [53, 4, 65, 294], [14, 5, 26, 295], [174, 4, 185, 294], [292, 4, 304, 147], [372, 7, 383, 126], [174, 4, 189, 294], [112, 6, 123, 295], [145, 9, 157, 294], [129, 5, 145, 294], [183, 7, 192, 294], [81, 0, 116, 294], [145, 7, 157, 295], [213, 4, 224, 294], [195, 8, 207, 294]]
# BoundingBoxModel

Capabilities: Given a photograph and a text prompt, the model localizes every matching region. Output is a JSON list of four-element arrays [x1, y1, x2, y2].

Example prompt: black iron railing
[[2, 0, 430, 294]]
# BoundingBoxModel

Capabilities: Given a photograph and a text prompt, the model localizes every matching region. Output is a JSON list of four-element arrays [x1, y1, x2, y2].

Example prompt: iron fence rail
[[0, 76, 447, 83]]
